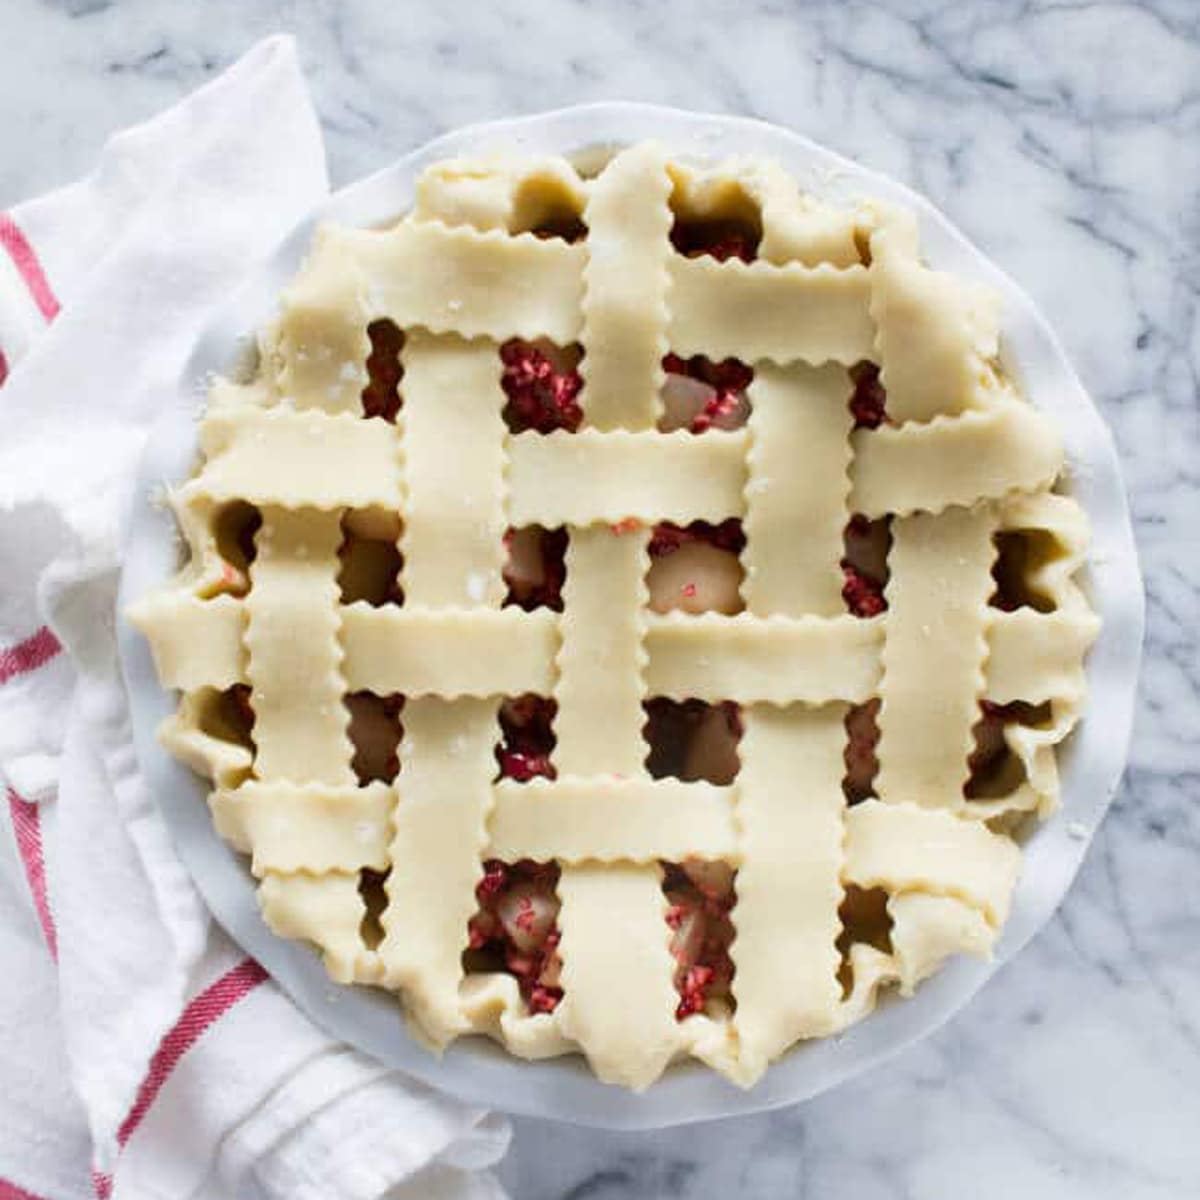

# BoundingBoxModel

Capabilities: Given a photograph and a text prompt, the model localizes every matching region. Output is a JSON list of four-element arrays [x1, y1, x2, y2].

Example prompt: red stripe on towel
[[0, 626, 62, 686], [0, 214, 60, 321], [0, 221, 65, 691], [116, 957, 268, 1148], [7, 788, 57, 959], [0, 1176, 58, 1200]]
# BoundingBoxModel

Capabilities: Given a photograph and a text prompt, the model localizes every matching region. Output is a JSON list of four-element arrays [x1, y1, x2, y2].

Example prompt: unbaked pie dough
[[130, 142, 1100, 1090]]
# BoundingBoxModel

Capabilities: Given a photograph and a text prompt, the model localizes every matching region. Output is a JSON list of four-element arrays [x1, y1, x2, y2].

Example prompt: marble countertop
[[4, 0, 1197, 1196]]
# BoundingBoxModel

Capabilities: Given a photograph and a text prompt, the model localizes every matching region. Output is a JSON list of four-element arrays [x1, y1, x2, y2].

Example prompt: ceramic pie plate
[[117, 102, 1144, 1128]]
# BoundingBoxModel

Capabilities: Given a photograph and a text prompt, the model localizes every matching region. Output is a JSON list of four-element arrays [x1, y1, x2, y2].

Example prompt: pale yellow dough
[[130, 142, 1100, 1090]]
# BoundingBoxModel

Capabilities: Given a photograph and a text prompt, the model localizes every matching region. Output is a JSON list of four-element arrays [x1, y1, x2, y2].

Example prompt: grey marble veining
[[4, 0, 1198, 1196]]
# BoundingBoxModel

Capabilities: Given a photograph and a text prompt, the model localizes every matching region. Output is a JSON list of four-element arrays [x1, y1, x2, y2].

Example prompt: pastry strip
[[488, 777, 737, 863], [133, 593, 246, 691], [399, 331, 507, 607], [742, 362, 853, 616], [731, 705, 845, 1079], [273, 230, 370, 414], [554, 864, 680, 1090], [875, 505, 997, 810], [325, 221, 585, 344], [669, 257, 874, 365], [259, 872, 371, 984], [554, 525, 648, 776], [843, 799, 1021, 926], [211, 780, 393, 875], [867, 210, 997, 423], [341, 606, 558, 698], [643, 612, 881, 704], [243, 506, 353, 785], [379, 697, 498, 1045], [850, 400, 1062, 518], [190, 408, 402, 510], [578, 142, 672, 430], [506, 429, 748, 526]]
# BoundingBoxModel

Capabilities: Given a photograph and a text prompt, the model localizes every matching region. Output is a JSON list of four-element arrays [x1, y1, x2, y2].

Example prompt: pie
[[130, 141, 1101, 1090]]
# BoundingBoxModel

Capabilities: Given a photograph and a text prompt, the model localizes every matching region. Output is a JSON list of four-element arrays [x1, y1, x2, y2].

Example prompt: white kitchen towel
[[0, 35, 509, 1200]]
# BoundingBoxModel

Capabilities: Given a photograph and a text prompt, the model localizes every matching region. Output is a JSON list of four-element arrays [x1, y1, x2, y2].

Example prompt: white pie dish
[[117, 102, 1143, 1128]]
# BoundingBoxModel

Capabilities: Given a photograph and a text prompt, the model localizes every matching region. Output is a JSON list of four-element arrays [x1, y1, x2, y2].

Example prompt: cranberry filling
[[836, 885, 894, 997], [465, 859, 563, 1014], [496, 695, 557, 783], [648, 518, 746, 559], [362, 319, 404, 422], [990, 531, 1057, 613], [968, 701, 1009, 784], [338, 528, 404, 607], [660, 353, 753, 434], [644, 699, 742, 786], [646, 520, 745, 616], [841, 514, 890, 618], [205, 684, 255, 751], [669, 219, 759, 263], [210, 501, 262, 597], [502, 526, 568, 612], [966, 699, 1052, 799], [358, 868, 389, 949], [849, 361, 888, 430], [500, 339, 583, 434], [662, 860, 737, 1019], [842, 567, 886, 618], [843, 698, 881, 805], [527, 213, 587, 243], [345, 691, 404, 784]]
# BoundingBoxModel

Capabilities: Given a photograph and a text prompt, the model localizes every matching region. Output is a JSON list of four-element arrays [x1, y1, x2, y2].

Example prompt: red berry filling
[[358, 867, 389, 949], [500, 339, 583, 434], [648, 518, 746, 559], [989, 531, 1056, 613], [465, 858, 563, 1014], [968, 700, 1010, 784], [669, 219, 759, 263], [208, 501, 262, 598], [644, 699, 742, 786], [345, 691, 404, 784], [842, 566, 887, 618], [841, 514, 890, 618], [663, 354, 753, 397], [503, 526, 568, 611], [362, 319, 404, 422], [338, 530, 404, 607], [966, 699, 1051, 799], [836, 885, 894, 996], [660, 353, 753, 434], [526, 212, 588, 243], [849, 361, 888, 430], [843, 698, 881, 805], [646, 520, 745, 617], [662, 860, 737, 1019], [207, 684, 255, 751], [496, 695, 557, 783], [498, 750, 554, 783]]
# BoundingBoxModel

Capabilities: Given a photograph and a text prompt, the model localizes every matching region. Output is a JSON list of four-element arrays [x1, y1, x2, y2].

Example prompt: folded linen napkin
[[0, 35, 509, 1200]]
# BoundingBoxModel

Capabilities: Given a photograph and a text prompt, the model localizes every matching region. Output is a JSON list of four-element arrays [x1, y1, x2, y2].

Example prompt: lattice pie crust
[[130, 143, 1100, 1090]]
